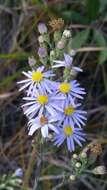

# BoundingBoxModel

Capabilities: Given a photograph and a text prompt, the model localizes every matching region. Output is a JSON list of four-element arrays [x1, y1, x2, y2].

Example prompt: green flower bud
[[63, 30, 71, 38], [80, 152, 87, 159], [92, 166, 106, 175], [75, 162, 81, 168], [69, 175, 76, 181], [73, 154, 78, 159], [38, 35, 44, 43], [57, 40, 65, 49]]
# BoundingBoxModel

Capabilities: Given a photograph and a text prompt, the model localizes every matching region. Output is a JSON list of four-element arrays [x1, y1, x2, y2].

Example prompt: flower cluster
[[18, 20, 87, 152]]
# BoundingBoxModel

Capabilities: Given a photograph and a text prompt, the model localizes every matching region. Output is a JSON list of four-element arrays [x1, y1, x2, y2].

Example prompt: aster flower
[[14, 168, 23, 178], [53, 121, 86, 152], [58, 99, 87, 127], [18, 66, 55, 95], [55, 80, 86, 105], [28, 114, 59, 138], [53, 53, 82, 72], [22, 89, 64, 119]]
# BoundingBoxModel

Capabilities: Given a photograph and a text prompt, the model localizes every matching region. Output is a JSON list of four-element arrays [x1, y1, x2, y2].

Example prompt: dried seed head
[[49, 18, 64, 30], [88, 141, 102, 156]]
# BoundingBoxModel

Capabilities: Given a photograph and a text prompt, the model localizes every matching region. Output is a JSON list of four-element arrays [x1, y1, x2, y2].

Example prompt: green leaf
[[100, 0, 107, 12], [61, 11, 87, 24], [85, 0, 100, 22], [68, 29, 90, 49], [0, 52, 31, 60], [94, 29, 107, 64]]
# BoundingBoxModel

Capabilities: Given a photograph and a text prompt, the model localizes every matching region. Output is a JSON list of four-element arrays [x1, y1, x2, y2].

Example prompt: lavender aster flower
[[38, 47, 47, 58], [58, 99, 87, 127], [28, 114, 59, 138], [53, 53, 82, 72], [55, 80, 86, 105], [22, 89, 64, 119], [14, 168, 23, 178], [18, 66, 55, 95], [53, 121, 86, 152], [38, 23, 47, 34]]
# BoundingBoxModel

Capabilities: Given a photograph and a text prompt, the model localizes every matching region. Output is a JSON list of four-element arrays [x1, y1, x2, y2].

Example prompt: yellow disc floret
[[32, 71, 43, 82], [37, 95, 48, 105], [64, 105, 74, 115], [64, 125, 74, 136], [59, 82, 71, 93]]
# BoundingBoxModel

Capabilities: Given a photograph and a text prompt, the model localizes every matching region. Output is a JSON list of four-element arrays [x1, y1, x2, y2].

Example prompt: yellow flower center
[[37, 95, 48, 105], [64, 105, 74, 115], [40, 116, 48, 125], [64, 125, 74, 136], [32, 71, 43, 82], [59, 82, 71, 93]]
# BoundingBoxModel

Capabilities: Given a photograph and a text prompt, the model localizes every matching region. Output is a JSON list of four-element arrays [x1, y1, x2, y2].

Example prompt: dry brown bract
[[49, 18, 64, 31], [88, 140, 102, 156]]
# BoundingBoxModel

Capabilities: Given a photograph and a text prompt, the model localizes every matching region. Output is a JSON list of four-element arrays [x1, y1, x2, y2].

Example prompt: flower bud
[[48, 134, 53, 139], [73, 154, 78, 159], [50, 50, 56, 62], [70, 49, 76, 56], [28, 56, 36, 67], [69, 175, 76, 181], [63, 30, 71, 38], [80, 152, 87, 159], [38, 47, 47, 58], [50, 50, 55, 57], [75, 162, 81, 168], [57, 40, 65, 49], [38, 35, 44, 43], [70, 69, 77, 78], [92, 166, 106, 175], [38, 23, 47, 34]]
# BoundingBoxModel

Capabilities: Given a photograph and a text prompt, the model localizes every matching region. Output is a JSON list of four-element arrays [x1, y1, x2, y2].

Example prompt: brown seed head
[[88, 140, 102, 155], [49, 18, 64, 30]]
